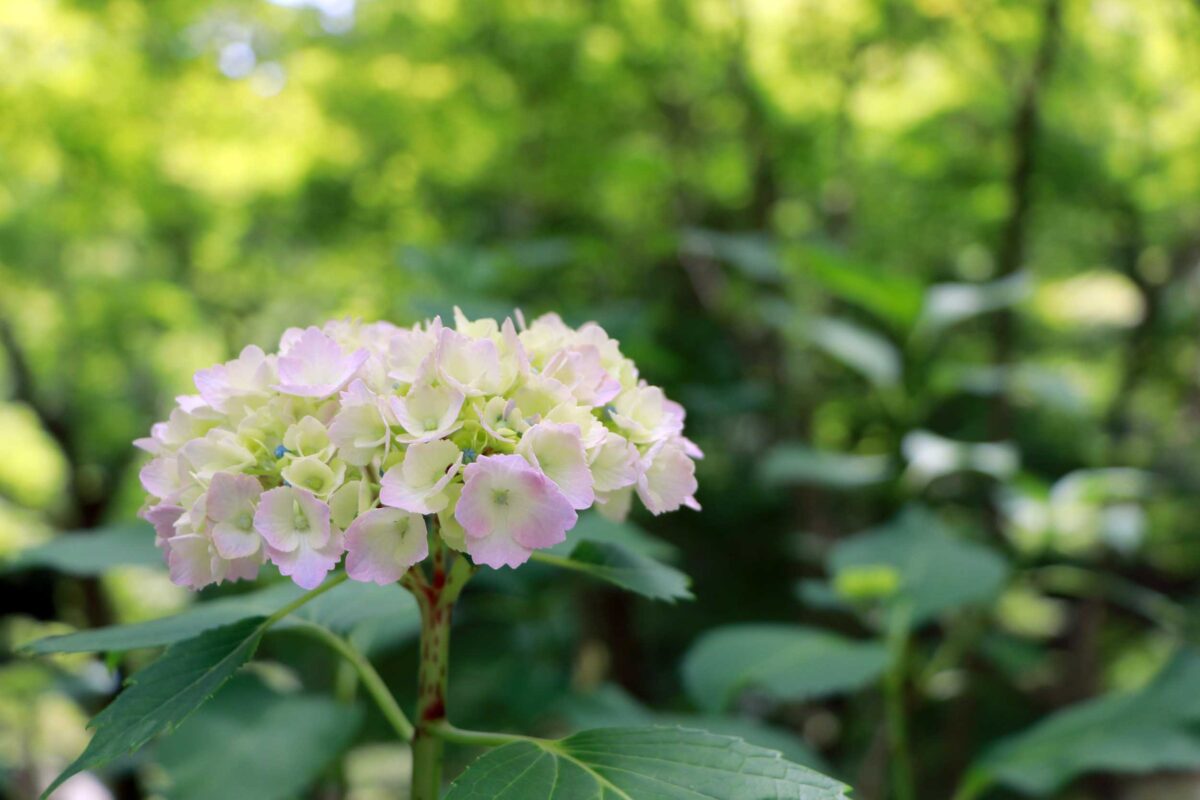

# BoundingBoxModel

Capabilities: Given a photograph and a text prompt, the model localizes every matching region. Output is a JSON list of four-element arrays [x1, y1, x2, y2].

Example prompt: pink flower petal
[[267, 528, 344, 589], [254, 486, 332, 552], [456, 454, 576, 569], [344, 508, 429, 584], [274, 327, 368, 398]]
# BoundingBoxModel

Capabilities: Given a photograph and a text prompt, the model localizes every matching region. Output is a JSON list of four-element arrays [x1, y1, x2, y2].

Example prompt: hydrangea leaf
[[827, 506, 1010, 626], [43, 617, 268, 798], [23, 578, 417, 655], [532, 540, 692, 603], [562, 512, 679, 560], [559, 684, 830, 772], [444, 726, 850, 800], [155, 675, 362, 800], [2, 523, 161, 575], [975, 650, 1200, 795], [683, 624, 889, 713]]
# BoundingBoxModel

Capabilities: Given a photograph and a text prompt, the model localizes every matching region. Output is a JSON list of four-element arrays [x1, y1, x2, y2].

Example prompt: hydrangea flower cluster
[[137, 312, 701, 590]]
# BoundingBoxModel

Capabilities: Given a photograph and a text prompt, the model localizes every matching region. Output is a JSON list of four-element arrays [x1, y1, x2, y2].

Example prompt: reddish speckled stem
[[408, 540, 474, 800]]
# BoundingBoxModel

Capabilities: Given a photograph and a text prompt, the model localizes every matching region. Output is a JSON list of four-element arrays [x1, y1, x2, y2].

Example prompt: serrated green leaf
[[156, 675, 362, 800], [24, 578, 418, 655], [2, 523, 161, 575], [444, 726, 850, 800], [533, 540, 692, 602], [828, 506, 1009, 626], [683, 625, 888, 712], [43, 617, 268, 798], [976, 650, 1200, 795], [559, 684, 830, 772], [559, 512, 679, 560]]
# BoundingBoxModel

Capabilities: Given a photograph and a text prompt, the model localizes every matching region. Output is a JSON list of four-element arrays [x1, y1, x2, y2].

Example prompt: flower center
[[492, 488, 510, 507], [293, 511, 310, 531], [237, 513, 253, 531]]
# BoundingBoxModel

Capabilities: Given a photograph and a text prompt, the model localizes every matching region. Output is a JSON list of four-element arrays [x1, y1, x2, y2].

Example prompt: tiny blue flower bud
[[274, 444, 288, 459]]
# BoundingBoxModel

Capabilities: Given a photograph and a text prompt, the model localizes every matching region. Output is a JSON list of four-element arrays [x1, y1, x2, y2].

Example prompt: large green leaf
[[533, 540, 692, 603], [563, 512, 679, 560], [798, 316, 902, 387], [2, 523, 161, 575], [24, 579, 418, 655], [155, 676, 362, 800], [43, 617, 268, 798], [444, 727, 850, 800], [559, 684, 829, 772], [976, 650, 1200, 795], [827, 506, 1009, 626], [917, 272, 1031, 336], [683, 625, 889, 713], [760, 444, 894, 489], [794, 245, 924, 331]]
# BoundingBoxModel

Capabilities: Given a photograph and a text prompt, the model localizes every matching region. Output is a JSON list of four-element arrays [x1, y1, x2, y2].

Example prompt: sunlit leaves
[[794, 246, 924, 332], [916, 272, 1031, 336], [799, 316, 902, 387]]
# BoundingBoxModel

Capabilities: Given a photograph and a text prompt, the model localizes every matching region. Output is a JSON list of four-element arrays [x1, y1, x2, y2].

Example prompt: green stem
[[296, 622, 415, 741], [425, 720, 539, 748], [264, 571, 348, 627], [527, 551, 579, 571], [950, 768, 992, 800], [884, 607, 916, 800], [406, 541, 475, 800]]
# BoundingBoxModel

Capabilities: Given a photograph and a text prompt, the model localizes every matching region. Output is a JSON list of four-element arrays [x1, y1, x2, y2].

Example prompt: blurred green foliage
[[3, 0, 1200, 797]]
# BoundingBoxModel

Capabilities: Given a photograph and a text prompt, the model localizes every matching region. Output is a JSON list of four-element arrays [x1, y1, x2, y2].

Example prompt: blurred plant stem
[[296, 621, 415, 741], [403, 531, 476, 800], [884, 606, 915, 800], [949, 769, 992, 800]]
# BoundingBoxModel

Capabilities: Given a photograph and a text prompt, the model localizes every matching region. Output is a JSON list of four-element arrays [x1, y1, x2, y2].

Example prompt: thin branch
[[292, 620, 416, 742]]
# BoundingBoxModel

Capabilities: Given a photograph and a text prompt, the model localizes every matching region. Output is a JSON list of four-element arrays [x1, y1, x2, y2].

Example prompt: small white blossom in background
[[136, 310, 701, 589]]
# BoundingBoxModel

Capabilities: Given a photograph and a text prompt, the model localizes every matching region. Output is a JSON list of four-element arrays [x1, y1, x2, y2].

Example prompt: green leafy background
[[3, 0, 1200, 798]]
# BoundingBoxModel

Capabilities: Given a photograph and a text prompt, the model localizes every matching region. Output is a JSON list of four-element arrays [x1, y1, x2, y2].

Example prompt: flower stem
[[406, 543, 475, 800], [949, 769, 992, 800], [425, 720, 539, 748], [884, 607, 916, 800], [264, 571, 347, 627], [295, 621, 415, 741]]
